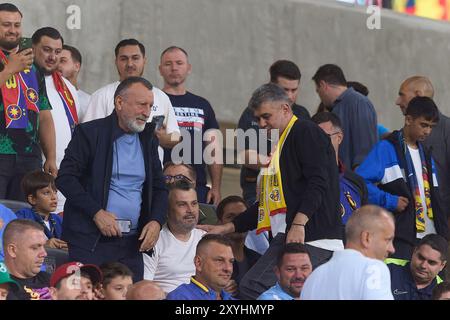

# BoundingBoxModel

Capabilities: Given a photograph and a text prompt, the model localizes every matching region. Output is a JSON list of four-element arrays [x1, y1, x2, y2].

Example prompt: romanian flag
[[393, 0, 450, 21]]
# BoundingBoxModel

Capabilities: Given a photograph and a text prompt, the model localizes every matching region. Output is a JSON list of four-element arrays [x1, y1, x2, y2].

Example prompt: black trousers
[[238, 233, 333, 300], [0, 154, 42, 201], [68, 234, 144, 283]]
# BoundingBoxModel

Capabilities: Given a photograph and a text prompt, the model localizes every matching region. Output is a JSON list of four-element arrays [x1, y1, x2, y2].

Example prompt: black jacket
[[234, 118, 343, 242], [56, 111, 168, 251]]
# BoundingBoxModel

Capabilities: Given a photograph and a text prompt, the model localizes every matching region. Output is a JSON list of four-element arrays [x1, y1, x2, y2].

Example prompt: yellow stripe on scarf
[[257, 115, 297, 234]]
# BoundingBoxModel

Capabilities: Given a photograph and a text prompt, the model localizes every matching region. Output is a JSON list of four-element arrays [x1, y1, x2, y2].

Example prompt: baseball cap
[[50, 262, 102, 288], [0, 261, 19, 289]]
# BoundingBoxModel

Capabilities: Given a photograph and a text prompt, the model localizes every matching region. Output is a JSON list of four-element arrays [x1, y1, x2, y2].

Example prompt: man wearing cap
[[0, 261, 19, 300], [49, 261, 102, 300]]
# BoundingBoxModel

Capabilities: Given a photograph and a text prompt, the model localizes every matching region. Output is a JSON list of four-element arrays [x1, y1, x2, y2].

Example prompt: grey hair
[[248, 83, 290, 111]]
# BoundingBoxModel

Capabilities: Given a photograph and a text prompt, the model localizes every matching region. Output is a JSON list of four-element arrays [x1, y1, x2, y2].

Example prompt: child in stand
[[15, 171, 67, 250]]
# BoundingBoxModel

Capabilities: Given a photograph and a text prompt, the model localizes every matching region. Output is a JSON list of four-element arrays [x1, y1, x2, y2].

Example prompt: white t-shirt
[[300, 249, 393, 300], [143, 225, 206, 293], [408, 146, 437, 238], [77, 89, 91, 123], [44, 75, 80, 213], [83, 81, 180, 164]]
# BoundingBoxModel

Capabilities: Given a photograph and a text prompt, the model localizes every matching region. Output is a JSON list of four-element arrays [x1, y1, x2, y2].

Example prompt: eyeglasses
[[164, 174, 193, 184], [327, 131, 341, 137]]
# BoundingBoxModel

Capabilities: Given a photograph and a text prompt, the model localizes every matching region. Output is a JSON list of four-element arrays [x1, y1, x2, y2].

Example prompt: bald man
[[301, 205, 395, 300], [395, 76, 450, 228], [126, 280, 165, 300]]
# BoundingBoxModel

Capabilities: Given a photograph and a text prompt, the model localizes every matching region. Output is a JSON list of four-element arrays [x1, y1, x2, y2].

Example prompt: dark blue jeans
[[0, 154, 42, 201], [68, 234, 144, 282]]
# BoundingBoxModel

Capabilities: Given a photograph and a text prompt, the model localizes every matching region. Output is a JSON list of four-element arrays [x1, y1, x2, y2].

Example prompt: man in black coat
[[56, 77, 168, 281]]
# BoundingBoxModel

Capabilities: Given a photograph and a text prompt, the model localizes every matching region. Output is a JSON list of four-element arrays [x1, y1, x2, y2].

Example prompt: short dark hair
[[62, 44, 82, 65], [0, 3, 22, 16], [160, 46, 188, 60], [405, 96, 440, 123], [100, 262, 133, 287], [168, 179, 195, 192], [196, 234, 232, 255], [21, 170, 56, 199], [347, 81, 369, 96], [3, 219, 44, 248], [432, 281, 450, 300], [312, 64, 347, 86], [115, 39, 145, 57], [216, 196, 247, 222], [113, 76, 153, 101], [248, 83, 290, 111], [276, 243, 310, 268], [415, 234, 448, 262], [163, 161, 197, 182], [311, 111, 343, 131], [31, 27, 64, 45], [269, 60, 301, 82]]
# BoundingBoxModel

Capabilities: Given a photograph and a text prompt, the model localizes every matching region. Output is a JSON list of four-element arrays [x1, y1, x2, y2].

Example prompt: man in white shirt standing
[[83, 39, 180, 164], [57, 44, 90, 122], [301, 205, 395, 300], [143, 179, 206, 294], [32, 27, 80, 213]]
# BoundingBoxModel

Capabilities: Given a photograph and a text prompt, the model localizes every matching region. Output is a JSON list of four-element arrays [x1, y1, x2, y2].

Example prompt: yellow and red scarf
[[257, 115, 297, 234]]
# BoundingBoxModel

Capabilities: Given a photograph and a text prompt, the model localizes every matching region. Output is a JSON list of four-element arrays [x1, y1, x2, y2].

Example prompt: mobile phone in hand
[[18, 37, 32, 53], [152, 115, 165, 130]]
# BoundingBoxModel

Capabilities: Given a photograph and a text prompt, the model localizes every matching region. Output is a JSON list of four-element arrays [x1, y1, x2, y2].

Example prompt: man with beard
[[258, 243, 312, 300], [56, 77, 168, 282], [83, 39, 179, 165], [166, 234, 235, 300], [31, 27, 80, 213], [143, 179, 206, 294], [0, 3, 56, 201]]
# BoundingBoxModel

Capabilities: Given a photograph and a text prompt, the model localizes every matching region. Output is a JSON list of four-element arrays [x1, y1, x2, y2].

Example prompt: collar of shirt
[[189, 277, 234, 300]]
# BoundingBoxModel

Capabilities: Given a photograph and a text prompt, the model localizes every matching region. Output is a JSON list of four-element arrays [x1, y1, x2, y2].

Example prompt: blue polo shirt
[[257, 282, 294, 300], [166, 277, 235, 300], [388, 262, 439, 300]]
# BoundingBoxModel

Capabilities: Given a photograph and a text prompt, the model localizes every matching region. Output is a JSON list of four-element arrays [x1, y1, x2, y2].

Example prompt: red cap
[[50, 262, 102, 288]]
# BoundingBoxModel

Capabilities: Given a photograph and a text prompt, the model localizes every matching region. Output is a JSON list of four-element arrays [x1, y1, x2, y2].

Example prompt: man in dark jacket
[[357, 97, 448, 260], [56, 77, 168, 281], [199, 83, 342, 300], [312, 112, 368, 225]]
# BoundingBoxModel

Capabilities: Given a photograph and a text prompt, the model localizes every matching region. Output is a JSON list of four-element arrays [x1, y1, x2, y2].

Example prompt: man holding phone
[[0, 3, 57, 202]]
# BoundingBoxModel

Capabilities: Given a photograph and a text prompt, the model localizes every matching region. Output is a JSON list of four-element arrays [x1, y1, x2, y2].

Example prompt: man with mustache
[[31, 27, 80, 213], [357, 97, 448, 259], [3, 219, 51, 300], [83, 39, 180, 166], [56, 77, 168, 282], [301, 205, 395, 300], [258, 243, 312, 300], [0, 3, 57, 202], [143, 179, 206, 294]]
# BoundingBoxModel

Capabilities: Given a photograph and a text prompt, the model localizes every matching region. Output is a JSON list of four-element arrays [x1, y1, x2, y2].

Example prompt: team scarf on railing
[[256, 115, 297, 234], [400, 130, 434, 233], [0, 50, 40, 129], [51, 72, 78, 134]]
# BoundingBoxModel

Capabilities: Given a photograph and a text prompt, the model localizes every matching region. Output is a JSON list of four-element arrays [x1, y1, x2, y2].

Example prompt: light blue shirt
[[106, 133, 145, 233], [257, 282, 294, 300]]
